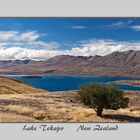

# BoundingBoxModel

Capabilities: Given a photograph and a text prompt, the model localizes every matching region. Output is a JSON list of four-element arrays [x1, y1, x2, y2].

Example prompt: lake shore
[[2, 75, 140, 91], [111, 80, 140, 86]]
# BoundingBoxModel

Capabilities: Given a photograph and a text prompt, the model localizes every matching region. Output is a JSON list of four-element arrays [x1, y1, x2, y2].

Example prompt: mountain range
[[0, 50, 140, 77]]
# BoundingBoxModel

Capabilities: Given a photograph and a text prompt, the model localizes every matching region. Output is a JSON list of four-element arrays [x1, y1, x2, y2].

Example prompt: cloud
[[0, 31, 18, 41], [130, 25, 140, 31], [0, 47, 62, 60], [69, 39, 140, 56], [0, 30, 59, 50], [0, 30, 61, 60], [0, 39, 140, 60], [0, 31, 42, 42], [105, 20, 133, 29], [69, 25, 87, 29], [18, 31, 40, 41]]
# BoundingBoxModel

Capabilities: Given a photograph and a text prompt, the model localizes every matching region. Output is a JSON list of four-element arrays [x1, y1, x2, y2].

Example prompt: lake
[[6, 75, 140, 91]]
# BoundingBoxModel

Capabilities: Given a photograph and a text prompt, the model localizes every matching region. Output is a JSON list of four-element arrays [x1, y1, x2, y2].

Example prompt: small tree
[[78, 83, 129, 117]]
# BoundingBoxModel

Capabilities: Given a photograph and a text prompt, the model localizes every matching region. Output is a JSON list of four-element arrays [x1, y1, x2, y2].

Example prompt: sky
[[0, 18, 140, 60]]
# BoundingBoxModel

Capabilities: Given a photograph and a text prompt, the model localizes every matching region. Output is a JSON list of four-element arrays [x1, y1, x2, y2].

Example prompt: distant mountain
[[0, 50, 140, 77], [89, 50, 140, 67], [0, 59, 35, 66], [40, 55, 90, 66]]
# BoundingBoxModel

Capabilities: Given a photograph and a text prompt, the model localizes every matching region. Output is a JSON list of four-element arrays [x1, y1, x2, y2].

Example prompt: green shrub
[[78, 83, 129, 116]]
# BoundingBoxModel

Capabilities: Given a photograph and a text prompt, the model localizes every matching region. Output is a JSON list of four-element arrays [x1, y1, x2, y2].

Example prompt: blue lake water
[[6, 75, 140, 91]]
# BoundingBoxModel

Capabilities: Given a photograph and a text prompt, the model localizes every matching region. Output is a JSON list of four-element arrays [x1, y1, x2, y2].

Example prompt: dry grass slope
[[0, 76, 43, 94], [0, 76, 140, 122]]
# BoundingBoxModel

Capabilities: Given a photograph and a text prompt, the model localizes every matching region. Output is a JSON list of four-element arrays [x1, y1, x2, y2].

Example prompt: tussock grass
[[0, 90, 140, 122], [0, 76, 140, 122], [0, 76, 43, 94], [5, 105, 33, 115], [32, 111, 46, 120]]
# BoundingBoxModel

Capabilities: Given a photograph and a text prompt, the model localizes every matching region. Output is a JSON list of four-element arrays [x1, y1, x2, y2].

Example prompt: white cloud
[[68, 39, 140, 56], [18, 31, 40, 41], [130, 25, 140, 31], [0, 47, 62, 60], [105, 20, 133, 29], [0, 30, 59, 50], [0, 31, 18, 41], [0, 39, 140, 60], [69, 25, 87, 29], [0, 31, 42, 42], [30, 41, 60, 49], [0, 30, 60, 60]]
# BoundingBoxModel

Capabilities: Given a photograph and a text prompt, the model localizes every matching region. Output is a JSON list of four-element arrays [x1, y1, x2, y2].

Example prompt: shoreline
[[112, 80, 140, 87], [1, 74, 140, 79], [1, 75, 140, 92]]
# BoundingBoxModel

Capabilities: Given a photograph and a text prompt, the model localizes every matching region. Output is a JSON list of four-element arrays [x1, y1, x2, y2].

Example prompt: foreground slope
[[0, 76, 140, 122], [0, 76, 43, 94]]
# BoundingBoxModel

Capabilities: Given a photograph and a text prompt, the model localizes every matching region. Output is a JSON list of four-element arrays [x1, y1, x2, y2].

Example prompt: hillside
[[0, 76, 43, 94], [0, 50, 140, 77], [89, 50, 140, 67], [0, 76, 140, 122]]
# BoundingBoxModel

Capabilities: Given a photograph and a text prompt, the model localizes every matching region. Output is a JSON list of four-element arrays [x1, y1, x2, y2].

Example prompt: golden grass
[[0, 76, 44, 94], [0, 90, 140, 122], [31, 111, 46, 120], [0, 76, 140, 122], [74, 108, 95, 117], [5, 105, 33, 115], [0, 112, 36, 122]]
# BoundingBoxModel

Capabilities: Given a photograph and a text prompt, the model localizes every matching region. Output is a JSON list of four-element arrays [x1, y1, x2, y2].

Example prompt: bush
[[78, 83, 129, 116]]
